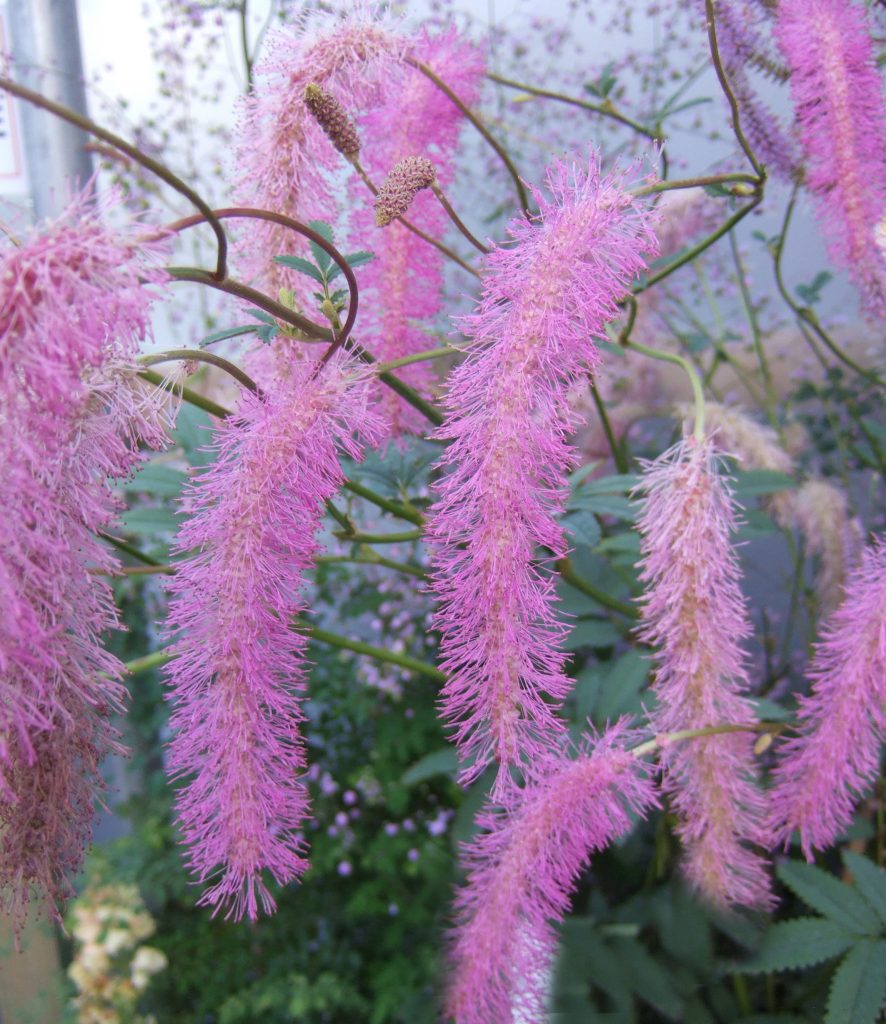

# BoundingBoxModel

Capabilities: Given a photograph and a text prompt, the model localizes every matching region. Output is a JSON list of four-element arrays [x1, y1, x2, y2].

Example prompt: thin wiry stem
[[139, 349, 260, 396], [430, 182, 490, 254], [138, 368, 230, 419], [408, 57, 531, 215], [0, 75, 228, 280]]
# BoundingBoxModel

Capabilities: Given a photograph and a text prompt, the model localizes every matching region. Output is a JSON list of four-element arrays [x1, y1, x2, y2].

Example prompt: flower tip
[[373, 156, 437, 227], [303, 82, 361, 162]]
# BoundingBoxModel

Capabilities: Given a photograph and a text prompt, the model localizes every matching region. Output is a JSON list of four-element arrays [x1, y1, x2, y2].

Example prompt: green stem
[[633, 172, 759, 196], [634, 194, 762, 294], [374, 346, 459, 373], [588, 386, 630, 475], [335, 529, 423, 544], [628, 340, 706, 439], [0, 75, 228, 280], [139, 349, 260, 395], [410, 58, 530, 215], [123, 650, 172, 676], [309, 626, 445, 683], [431, 182, 490, 254], [342, 480, 424, 526], [486, 71, 659, 144], [631, 720, 785, 759], [138, 368, 230, 419], [556, 558, 639, 619], [704, 0, 764, 179], [99, 532, 164, 567], [317, 551, 426, 580]]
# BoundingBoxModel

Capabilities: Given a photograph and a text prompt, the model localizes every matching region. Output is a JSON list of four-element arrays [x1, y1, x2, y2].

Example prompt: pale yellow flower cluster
[[67, 883, 168, 1024]]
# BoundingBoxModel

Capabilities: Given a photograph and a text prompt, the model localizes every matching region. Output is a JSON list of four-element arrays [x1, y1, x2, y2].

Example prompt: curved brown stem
[[0, 74, 229, 280], [406, 56, 531, 216], [166, 266, 334, 341], [166, 207, 360, 347], [139, 348, 261, 396]]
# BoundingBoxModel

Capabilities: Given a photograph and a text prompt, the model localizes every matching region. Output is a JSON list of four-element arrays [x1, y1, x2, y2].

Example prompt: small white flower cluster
[[67, 883, 168, 1024]]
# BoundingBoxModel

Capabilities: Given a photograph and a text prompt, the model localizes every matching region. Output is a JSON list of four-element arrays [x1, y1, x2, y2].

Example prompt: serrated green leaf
[[125, 463, 187, 498], [842, 853, 886, 930], [563, 509, 601, 548], [120, 506, 181, 536], [198, 324, 255, 348], [401, 747, 458, 786], [742, 918, 853, 973], [778, 861, 882, 934], [307, 220, 334, 272], [563, 618, 620, 651], [825, 940, 886, 1024], [246, 308, 277, 326], [580, 473, 639, 495], [273, 254, 326, 283], [171, 404, 216, 467], [326, 250, 374, 283], [611, 936, 684, 1020], [576, 493, 636, 520]]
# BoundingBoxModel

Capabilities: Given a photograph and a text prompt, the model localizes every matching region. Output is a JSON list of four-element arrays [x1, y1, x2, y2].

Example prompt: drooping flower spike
[[0, 190, 171, 929], [163, 353, 382, 921], [353, 27, 485, 436], [769, 537, 886, 859], [635, 436, 773, 909], [447, 724, 658, 1024], [775, 0, 886, 318], [428, 151, 658, 794]]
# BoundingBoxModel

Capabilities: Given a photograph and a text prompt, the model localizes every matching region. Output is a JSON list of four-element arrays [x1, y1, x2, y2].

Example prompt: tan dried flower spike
[[374, 156, 437, 226], [304, 83, 361, 162]]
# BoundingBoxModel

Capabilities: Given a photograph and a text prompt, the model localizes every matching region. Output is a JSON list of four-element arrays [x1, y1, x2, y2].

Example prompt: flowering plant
[[1, 1, 884, 1021]]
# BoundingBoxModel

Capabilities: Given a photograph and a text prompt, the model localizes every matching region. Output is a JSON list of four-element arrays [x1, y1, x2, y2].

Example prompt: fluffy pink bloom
[[636, 437, 773, 909], [446, 725, 657, 1024], [352, 28, 484, 434], [163, 354, 381, 920], [768, 537, 886, 858], [0, 192, 170, 928], [428, 152, 658, 793], [775, 0, 886, 318], [233, 9, 406, 287]]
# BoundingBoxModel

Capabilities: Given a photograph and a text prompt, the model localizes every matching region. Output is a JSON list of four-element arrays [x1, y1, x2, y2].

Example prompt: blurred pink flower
[[775, 0, 886, 317], [769, 537, 886, 858], [636, 437, 773, 909]]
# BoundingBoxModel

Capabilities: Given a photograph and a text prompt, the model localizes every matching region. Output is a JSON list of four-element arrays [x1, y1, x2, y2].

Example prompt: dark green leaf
[[126, 463, 188, 498], [777, 861, 882, 934], [327, 250, 374, 282], [579, 473, 639, 495], [842, 853, 886, 930], [563, 618, 621, 652], [401, 748, 458, 786], [120, 506, 181, 536], [594, 649, 649, 721], [246, 308, 277, 326], [742, 918, 853, 973], [307, 220, 335, 272], [273, 254, 326, 283], [172, 404, 216, 467], [732, 469, 797, 500], [825, 940, 886, 1024], [563, 509, 602, 548], [198, 324, 255, 348], [703, 183, 733, 198], [612, 936, 684, 1020]]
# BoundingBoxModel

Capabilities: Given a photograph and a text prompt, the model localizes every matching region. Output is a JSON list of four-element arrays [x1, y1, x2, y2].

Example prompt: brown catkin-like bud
[[304, 83, 361, 161], [374, 156, 437, 227]]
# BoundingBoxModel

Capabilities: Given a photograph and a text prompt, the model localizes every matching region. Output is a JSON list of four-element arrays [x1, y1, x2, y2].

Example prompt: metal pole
[[6, 0, 93, 219]]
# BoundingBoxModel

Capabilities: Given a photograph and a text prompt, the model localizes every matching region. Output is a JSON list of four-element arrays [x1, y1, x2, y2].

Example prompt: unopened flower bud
[[374, 156, 437, 227], [304, 83, 361, 161]]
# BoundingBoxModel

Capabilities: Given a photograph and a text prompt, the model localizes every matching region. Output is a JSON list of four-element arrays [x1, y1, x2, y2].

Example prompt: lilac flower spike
[[447, 725, 657, 1024], [0, 191, 170, 928], [769, 537, 886, 859], [636, 437, 773, 909], [428, 153, 658, 792], [163, 354, 380, 921], [775, 0, 886, 318]]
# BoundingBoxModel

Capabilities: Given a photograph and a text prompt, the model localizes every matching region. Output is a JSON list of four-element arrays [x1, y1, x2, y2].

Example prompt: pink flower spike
[[163, 354, 381, 921], [769, 537, 886, 859], [775, 0, 886, 318], [635, 437, 773, 909], [428, 151, 658, 793], [447, 724, 658, 1024]]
